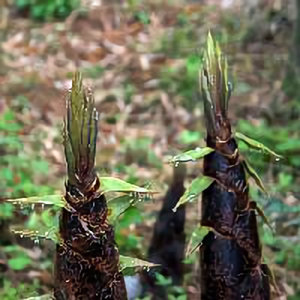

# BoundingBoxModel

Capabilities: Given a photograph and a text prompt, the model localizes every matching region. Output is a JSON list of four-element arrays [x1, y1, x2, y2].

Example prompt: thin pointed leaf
[[23, 208, 60, 242], [171, 147, 214, 164], [119, 255, 159, 272], [173, 176, 215, 212], [235, 132, 283, 159], [22, 294, 54, 300], [254, 204, 274, 233], [8, 204, 61, 244], [100, 177, 156, 195], [5, 195, 67, 208], [242, 160, 268, 196], [262, 264, 280, 295], [11, 227, 61, 244], [186, 225, 209, 257]]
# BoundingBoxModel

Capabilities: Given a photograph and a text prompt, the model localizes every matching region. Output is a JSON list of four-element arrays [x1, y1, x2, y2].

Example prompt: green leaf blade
[[171, 147, 214, 164], [119, 255, 159, 272], [242, 160, 268, 196], [100, 177, 156, 195], [5, 194, 66, 207], [173, 176, 215, 211], [235, 132, 283, 159]]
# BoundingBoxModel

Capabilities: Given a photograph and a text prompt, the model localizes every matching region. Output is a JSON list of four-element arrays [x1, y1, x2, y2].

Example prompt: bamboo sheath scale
[[199, 34, 271, 300], [54, 73, 128, 300]]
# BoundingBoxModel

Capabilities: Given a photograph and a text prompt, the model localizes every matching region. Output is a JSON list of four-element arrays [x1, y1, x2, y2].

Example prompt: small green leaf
[[8, 256, 31, 271], [186, 225, 209, 257], [171, 147, 214, 164], [235, 132, 283, 159], [242, 160, 268, 196], [119, 255, 159, 272], [24, 207, 60, 240], [173, 176, 215, 211], [31, 4, 45, 18], [22, 294, 54, 300], [0, 203, 14, 218], [5, 194, 67, 208], [100, 177, 156, 195]]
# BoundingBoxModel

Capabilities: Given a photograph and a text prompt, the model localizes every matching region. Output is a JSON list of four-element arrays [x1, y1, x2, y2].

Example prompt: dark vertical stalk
[[141, 163, 187, 299], [199, 34, 270, 300], [54, 72, 128, 300]]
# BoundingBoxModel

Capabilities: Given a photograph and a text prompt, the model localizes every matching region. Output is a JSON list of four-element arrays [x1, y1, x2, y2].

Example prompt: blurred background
[[0, 0, 300, 299]]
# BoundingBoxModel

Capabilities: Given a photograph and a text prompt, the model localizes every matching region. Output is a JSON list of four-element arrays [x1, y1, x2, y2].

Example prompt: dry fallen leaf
[[103, 30, 127, 46], [78, 47, 107, 63]]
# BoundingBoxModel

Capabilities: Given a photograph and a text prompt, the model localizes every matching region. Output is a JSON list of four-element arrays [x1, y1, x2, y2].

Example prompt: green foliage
[[137, 273, 188, 300], [173, 176, 215, 211], [5, 189, 152, 244], [171, 147, 214, 164], [0, 108, 55, 200], [6, 195, 66, 207], [0, 280, 18, 300], [242, 159, 268, 195], [119, 255, 158, 273], [115, 206, 144, 253], [185, 225, 209, 259], [4, 245, 32, 271], [100, 177, 155, 194], [134, 10, 150, 25], [153, 274, 187, 300], [237, 119, 300, 194], [0, 203, 14, 218], [177, 130, 203, 145], [235, 132, 283, 159], [14, 0, 80, 21], [0, 279, 40, 300]]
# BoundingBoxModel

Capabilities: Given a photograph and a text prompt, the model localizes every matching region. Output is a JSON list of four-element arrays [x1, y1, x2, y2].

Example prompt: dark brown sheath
[[54, 73, 128, 300], [199, 36, 270, 300], [141, 164, 187, 300]]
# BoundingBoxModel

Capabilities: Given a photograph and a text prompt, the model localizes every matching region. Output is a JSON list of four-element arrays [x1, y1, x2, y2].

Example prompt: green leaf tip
[[186, 225, 209, 257], [235, 132, 283, 160], [173, 176, 215, 211], [100, 177, 157, 195], [170, 147, 214, 164], [5, 194, 66, 208], [201, 31, 229, 94], [242, 159, 269, 196], [119, 255, 159, 272]]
